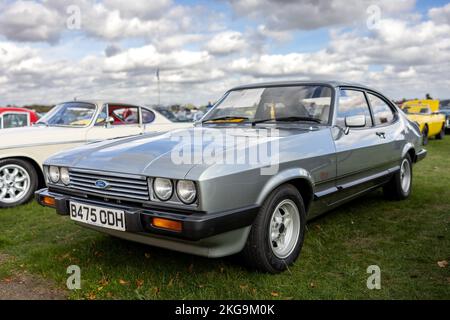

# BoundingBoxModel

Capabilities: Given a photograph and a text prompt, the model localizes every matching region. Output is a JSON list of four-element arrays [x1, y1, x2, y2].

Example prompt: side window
[[337, 89, 372, 128], [2, 113, 29, 128], [367, 93, 395, 125], [142, 108, 155, 124], [108, 105, 139, 125]]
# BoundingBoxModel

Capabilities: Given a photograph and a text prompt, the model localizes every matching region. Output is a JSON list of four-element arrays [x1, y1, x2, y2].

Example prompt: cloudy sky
[[0, 0, 449, 106]]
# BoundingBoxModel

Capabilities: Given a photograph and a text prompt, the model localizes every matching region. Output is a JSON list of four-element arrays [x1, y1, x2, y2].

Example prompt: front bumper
[[416, 148, 427, 162], [35, 188, 259, 242]]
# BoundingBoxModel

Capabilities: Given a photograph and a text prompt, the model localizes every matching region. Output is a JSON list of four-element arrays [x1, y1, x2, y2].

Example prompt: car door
[[429, 112, 444, 136], [331, 88, 392, 204], [85, 104, 143, 141], [366, 91, 403, 170]]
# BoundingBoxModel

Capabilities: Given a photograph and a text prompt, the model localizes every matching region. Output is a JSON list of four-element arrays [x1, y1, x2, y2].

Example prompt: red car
[[0, 107, 39, 129]]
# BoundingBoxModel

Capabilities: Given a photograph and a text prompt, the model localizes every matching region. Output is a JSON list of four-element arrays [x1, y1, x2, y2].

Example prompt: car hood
[[0, 126, 86, 149], [46, 126, 313, 180]]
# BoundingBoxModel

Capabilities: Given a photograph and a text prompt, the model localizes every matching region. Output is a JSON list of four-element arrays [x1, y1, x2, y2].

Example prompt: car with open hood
[[401, 99, 446, 144], [0, 100, 192, 208], [36, 81, 426, 273]]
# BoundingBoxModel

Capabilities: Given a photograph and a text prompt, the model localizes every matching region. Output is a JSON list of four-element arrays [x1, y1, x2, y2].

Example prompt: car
[[36, 81, 426, 273], [0, 107, 39, 129], [0, 100, 192, 208], [401, 99, 446, 145], [439, 99, 450, 131]]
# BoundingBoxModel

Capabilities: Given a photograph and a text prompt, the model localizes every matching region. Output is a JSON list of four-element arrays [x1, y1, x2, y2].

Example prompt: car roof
[[0, 107, 37, 114], [229, 80, 373, 91], [59, 100, 144, 107]]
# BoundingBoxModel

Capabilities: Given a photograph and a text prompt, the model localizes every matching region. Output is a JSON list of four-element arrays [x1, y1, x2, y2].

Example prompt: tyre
[[0, 159, 38, 208], [436, 124, 445, 140], [383, 154, 412, 200], [241, 184, 306, 273], [422, 125, 429, 145]]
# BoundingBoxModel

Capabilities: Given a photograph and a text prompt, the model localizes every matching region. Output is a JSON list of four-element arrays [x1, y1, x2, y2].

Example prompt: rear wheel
[[436, 124, 445, 140], [422, 125, 429, 145], [241, 184, 306, 273], [0, 159, 38, 208], [383, 154, 412, 200]]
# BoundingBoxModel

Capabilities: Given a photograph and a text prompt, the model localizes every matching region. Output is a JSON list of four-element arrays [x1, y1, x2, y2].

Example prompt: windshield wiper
[[252, 116, 322, 125], [202, 116, 250, 123]]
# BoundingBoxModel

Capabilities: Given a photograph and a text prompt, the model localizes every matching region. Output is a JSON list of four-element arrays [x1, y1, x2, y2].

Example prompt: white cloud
[[102, 45, 210, 72], [205, 31, 247, 55], [103, 0, 173, 19], [1, 1, 450, 106], [226, 0, 416, 31], [429, 3, 450, 25], [0, 1, 63, 43]]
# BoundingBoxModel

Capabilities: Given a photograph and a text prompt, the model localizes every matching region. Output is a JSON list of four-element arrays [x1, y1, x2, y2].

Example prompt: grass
[[0, 138, 449, 300]]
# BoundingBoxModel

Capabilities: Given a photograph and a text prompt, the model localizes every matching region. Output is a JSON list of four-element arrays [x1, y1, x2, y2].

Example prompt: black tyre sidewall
[[436, 124, 445, 140], [0, 159, 38, 208], [422, 126, 428, 145], [246, 184, 306, 273]]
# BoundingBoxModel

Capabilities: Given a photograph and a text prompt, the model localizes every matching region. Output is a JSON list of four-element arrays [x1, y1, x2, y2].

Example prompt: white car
[[0, 100, 192, 208]]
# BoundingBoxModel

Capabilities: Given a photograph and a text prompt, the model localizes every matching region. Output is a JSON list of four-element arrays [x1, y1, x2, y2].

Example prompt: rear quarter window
[[367, 93, 395, 125]]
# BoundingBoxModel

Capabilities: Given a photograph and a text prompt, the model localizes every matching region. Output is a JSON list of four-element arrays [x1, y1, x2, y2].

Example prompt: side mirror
[[105, 116, 114, 127], [345, 115, 366, 128]]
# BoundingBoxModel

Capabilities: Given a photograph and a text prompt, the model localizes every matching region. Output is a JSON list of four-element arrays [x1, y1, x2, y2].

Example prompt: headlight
[[60, 167, 70, 185], [176, 180, 197, 204], [153, 178, 173, 201], [49, 166, 60, 183]]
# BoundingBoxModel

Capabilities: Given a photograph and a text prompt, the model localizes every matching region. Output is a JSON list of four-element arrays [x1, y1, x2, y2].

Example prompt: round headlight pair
[[48, 166, 70, 185], [153, 178, 197, 204]]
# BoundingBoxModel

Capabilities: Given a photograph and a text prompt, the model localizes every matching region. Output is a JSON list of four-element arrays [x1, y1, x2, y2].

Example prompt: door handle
[[376, 132, 386, 139]]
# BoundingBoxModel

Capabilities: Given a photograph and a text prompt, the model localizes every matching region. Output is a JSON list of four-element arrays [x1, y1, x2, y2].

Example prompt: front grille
[[68, 168, 150, 201]]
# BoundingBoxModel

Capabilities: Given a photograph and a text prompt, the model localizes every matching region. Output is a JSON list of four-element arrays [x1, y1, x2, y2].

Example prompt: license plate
[[69, 201, 126, 231]]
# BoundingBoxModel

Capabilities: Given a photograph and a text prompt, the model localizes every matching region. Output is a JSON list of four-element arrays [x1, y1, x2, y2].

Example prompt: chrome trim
[[65, 168, 150, 201], [69, 168, 147, 180], [0, 140, 87, 151]]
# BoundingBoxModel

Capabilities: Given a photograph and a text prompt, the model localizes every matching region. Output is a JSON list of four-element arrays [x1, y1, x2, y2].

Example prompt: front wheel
[[0, 159, 38, 208], [383, 154, 412, 200], [436, 124, 445, 140], [241, 184, 306, 273]]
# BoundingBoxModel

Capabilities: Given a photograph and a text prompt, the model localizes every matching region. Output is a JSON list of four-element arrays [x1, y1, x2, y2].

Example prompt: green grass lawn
[[1, 139, 449, 300]]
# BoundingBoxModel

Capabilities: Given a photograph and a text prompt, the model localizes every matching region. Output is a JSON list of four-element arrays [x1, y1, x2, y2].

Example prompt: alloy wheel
[[400, 158, 411, 193], [269, 199, 301, 259], [0, 164, 31, 204]]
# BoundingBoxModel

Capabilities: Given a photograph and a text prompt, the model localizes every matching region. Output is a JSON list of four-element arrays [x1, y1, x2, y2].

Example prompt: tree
[[426, 93, 433, 100]]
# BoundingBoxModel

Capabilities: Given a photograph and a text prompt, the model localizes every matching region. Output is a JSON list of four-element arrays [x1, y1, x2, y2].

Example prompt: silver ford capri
[[36, 81, 426, 273]]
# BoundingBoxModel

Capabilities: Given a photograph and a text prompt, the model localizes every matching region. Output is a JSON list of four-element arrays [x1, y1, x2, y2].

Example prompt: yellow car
[[401, 99, 446, 145]]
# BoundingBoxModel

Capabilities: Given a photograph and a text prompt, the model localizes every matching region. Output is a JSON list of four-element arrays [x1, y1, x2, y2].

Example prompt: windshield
[[36, 102, 97, 127], [204, 85, 332, 124], [402, 105, 430, 115]]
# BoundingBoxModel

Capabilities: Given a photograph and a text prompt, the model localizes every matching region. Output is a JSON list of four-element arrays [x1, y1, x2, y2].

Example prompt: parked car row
[[32, 81, 427, 273], [0, 100, 192, 207]]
